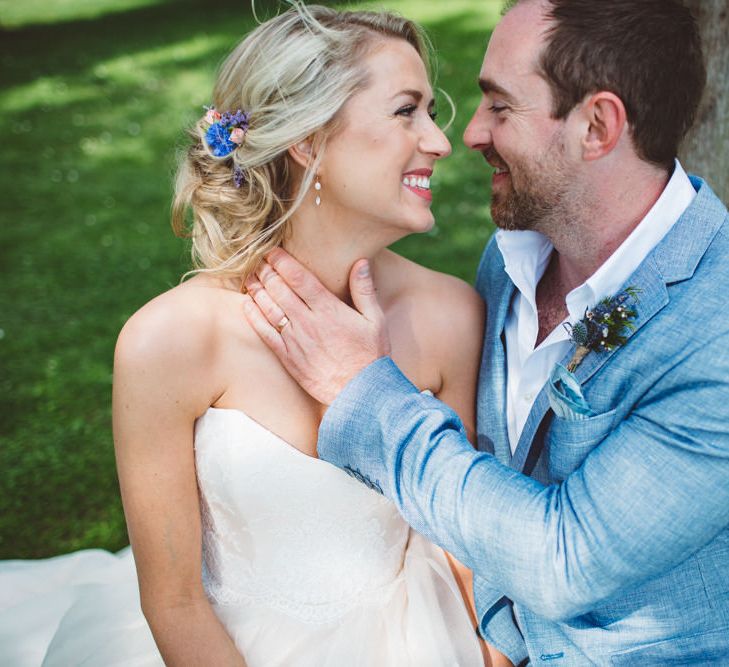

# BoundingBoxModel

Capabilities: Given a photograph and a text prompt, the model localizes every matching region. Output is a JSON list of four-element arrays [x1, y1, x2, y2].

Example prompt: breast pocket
[[545, 408, 617, 481]]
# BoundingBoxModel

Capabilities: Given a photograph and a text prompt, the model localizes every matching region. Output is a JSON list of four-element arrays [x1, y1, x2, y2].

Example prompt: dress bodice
[[0, 407, 481, 667], [195, 408, 410, 624]]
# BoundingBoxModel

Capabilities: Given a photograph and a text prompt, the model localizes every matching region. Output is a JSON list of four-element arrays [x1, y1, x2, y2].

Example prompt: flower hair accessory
[[202, 106, 250, 187], [563, 287, 640, 372]]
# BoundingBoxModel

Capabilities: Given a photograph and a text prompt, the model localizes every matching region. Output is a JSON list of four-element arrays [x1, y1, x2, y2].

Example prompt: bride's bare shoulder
[[114, 274, 257, 381]]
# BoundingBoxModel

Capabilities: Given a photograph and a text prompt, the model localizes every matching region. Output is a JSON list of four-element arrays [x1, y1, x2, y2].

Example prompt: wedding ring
[[275, 315, 290, 334]]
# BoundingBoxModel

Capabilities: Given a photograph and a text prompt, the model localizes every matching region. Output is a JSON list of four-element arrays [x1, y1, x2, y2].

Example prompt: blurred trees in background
[[680, 0, 729, 203]]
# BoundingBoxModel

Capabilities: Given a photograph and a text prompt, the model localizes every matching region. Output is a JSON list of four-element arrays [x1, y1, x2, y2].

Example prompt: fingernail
[[264, 247, 281, 263], [358, 261, 370, 279]]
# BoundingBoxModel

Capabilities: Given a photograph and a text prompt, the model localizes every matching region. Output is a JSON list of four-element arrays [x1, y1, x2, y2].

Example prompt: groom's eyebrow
[[479, 77, 516, 102]]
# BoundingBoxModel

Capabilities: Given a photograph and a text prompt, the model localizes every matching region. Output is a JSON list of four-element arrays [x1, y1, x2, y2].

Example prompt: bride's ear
[[288, 137, 318, 170]]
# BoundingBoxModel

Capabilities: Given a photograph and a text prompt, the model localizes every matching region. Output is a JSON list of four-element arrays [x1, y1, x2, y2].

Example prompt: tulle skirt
[[0, 533, 482, 666]]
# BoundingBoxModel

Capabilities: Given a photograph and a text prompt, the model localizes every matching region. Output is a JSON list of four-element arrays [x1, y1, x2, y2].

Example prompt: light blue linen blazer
[[318, 177, 729, 665]]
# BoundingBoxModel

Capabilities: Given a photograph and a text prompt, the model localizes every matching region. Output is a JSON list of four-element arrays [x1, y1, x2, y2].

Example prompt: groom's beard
[[487, 136, 571, 233]]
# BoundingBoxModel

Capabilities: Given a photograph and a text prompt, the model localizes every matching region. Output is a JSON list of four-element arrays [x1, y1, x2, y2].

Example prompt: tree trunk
[[679, 0, 729, 204]]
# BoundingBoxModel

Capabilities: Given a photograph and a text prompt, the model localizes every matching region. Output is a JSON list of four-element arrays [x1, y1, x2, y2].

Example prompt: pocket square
[[547, 363, 595, 421]]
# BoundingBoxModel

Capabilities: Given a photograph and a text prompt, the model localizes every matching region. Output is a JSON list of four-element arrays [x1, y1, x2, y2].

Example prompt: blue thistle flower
[[566, 320, 589, 346], [565, 287, 641, 372]]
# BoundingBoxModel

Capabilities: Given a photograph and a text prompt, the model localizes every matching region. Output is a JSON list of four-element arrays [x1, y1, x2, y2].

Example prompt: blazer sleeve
[[318, 328, 729, 622]]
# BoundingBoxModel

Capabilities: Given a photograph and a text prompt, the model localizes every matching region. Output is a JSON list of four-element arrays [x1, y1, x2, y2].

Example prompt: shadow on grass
[[1, 0, 291, 87], [0, 0, 495, 558]]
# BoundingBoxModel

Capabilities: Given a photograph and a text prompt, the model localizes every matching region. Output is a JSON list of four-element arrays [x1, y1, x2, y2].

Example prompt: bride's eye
[[395, 104, 418, 117], [428, 109, 438, 121]]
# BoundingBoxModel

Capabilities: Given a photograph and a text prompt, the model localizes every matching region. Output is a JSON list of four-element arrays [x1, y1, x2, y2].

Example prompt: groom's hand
[[241, 248, 391, 405]]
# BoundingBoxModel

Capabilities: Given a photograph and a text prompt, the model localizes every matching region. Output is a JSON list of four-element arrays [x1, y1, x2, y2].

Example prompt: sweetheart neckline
[[200, 406, 327, 467], [201, 389, 433, 471]]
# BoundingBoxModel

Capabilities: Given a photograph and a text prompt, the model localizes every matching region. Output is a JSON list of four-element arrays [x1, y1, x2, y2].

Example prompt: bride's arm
[[113, 296, 246, 667], [426, 277, 513, 667]]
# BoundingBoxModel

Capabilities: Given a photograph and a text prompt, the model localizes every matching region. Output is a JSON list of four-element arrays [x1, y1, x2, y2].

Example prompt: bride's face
[[318, 38, 451, 237]]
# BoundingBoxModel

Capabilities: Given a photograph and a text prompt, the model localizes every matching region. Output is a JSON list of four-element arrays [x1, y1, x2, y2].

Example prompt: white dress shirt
[[497, 160, 697, 453]]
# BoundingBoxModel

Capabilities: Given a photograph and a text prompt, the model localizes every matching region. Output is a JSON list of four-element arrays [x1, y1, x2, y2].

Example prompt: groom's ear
[[288, 136, 318, 170], [579, 91, 627, 161]]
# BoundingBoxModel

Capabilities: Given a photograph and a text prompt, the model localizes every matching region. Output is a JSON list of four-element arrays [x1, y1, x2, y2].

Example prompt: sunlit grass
[[0, 0, 500, 558], [0, 0, 171, 28]]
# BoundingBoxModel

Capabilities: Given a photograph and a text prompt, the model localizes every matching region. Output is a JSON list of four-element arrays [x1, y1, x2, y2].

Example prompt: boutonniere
[[563, 287, 640, 372]]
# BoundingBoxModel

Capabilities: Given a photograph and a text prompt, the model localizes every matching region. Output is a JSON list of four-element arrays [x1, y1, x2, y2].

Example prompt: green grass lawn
[[0, 0, 500, 558]]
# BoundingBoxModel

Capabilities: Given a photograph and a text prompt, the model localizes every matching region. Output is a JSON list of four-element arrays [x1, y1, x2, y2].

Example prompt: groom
[[243, 0, 729, 663]]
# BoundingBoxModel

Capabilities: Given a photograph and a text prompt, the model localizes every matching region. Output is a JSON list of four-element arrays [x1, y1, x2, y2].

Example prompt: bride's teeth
[[402, 175, 432, 189]]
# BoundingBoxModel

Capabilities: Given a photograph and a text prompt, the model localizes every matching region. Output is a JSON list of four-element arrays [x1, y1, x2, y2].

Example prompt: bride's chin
[[409, 213, 436, 234], [382, 215, 434, 243]]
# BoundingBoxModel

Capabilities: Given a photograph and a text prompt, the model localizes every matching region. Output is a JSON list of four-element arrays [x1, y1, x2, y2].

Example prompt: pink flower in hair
[[230, 127, 246, 145], [205, 108, 221, 124]]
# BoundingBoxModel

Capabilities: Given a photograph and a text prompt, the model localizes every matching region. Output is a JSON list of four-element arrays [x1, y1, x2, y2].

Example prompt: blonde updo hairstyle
[[172, 2, 431, 280]]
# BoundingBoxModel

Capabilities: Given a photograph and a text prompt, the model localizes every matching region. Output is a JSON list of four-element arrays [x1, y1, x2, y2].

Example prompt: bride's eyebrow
[[391, 89, 435, 107], [392, 89, 424, 102]]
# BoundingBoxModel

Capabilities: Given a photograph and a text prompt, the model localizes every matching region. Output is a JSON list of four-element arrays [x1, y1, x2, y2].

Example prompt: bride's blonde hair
[[172, 2, 431, 280]]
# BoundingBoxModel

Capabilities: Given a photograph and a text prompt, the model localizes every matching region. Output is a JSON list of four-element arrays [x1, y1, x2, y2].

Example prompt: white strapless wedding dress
[[0, 408, 483, 666]]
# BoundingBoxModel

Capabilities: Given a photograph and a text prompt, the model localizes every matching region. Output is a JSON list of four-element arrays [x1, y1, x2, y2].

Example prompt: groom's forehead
[[480, 4, 548, 92], [485, 2, 549, 70]]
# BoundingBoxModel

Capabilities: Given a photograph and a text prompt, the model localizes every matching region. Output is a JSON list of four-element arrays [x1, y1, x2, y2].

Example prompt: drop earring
[[314, 177, 322, 206]]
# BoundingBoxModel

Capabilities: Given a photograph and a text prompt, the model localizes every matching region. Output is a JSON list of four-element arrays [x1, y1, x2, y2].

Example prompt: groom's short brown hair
[[506, 0, 706, 171]]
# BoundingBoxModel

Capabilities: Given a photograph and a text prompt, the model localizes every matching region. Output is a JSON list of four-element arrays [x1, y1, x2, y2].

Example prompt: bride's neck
[[282, 202, 399, 305]]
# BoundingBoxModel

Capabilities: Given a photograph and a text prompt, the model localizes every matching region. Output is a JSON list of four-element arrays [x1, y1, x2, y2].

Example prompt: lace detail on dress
[[195, 408, 409, 624], [0, 405, 482, 667]]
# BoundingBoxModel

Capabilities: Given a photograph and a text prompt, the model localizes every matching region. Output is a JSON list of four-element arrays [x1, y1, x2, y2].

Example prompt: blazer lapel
[[569, 175, 725, 388], [477, 253, 516, 465], [508, 175, 726, 473]]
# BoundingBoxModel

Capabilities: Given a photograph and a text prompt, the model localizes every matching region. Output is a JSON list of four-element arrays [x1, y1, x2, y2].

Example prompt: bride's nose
[[420, 119, 452, 160]]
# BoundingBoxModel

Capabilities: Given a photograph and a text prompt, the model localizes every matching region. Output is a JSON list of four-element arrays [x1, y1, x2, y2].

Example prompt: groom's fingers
[[348, 259, 384, 323], [241, 293, 288, 358], [255, 260, 313, 319], [265, 248, 329, 309], [244, 277, 288, 330]]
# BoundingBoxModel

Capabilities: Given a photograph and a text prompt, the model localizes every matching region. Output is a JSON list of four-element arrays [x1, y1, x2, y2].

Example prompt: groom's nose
[[463, 101, 493, 153]]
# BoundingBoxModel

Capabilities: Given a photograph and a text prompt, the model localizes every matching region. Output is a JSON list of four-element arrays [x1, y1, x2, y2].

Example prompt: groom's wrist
[[318, 356, 416, 460]]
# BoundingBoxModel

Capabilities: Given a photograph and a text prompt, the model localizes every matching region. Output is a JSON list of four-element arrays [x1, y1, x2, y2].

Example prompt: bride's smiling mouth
[[402, 168, 433, 201]]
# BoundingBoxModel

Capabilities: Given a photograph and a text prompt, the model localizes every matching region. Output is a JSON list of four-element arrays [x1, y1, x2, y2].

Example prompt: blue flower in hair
[[201, 106, 250, 184], [205, 122, 238, 157]]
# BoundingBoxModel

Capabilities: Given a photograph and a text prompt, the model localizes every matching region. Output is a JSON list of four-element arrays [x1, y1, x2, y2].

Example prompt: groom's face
[[464, 1, 576, 231]]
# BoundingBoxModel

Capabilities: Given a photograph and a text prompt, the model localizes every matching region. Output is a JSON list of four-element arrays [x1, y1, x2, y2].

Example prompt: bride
[[0, 4, 509, 666]]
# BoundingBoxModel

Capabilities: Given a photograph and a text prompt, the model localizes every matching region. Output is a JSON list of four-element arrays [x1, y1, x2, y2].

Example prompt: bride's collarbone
[[213, 355, 323, 458], [200, 268, 437, 453]]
